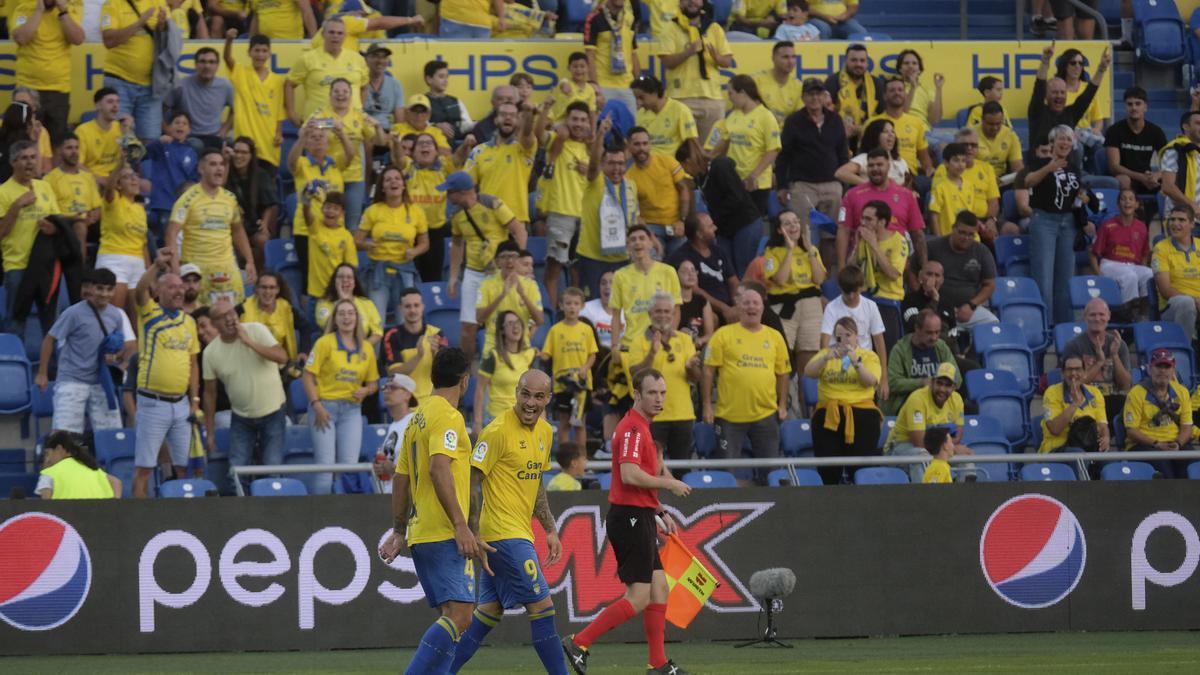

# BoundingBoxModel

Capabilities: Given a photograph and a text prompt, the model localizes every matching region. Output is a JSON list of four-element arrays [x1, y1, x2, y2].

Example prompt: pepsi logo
[[979, 494, 1086, 609], [0, 513, 92, 631]]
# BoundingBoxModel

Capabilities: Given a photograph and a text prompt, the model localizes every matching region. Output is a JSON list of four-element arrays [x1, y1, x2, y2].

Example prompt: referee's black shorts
[[606, 504, 662, 584]]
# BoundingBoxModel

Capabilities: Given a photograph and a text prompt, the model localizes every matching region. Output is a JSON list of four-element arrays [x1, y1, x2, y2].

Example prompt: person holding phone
[[805, 315, 882, 485]]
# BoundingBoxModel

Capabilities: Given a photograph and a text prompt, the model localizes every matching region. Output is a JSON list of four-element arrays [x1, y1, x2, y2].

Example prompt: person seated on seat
[[883, 362, 964, 483], [773, 0, 820, 42], [1152, 203, 1200, 342], [974, 101, 1023, 183], [884, 309, 959, 416], [803, 315, 882, 485], [1103, 87, 1166, 196], [1040, 355, 1109, 455], [965, 76, 1012, 129], [36, 431, 122, 499], [1091, 188, 1152, 319], [1059, 298, 1131, 424], [806, 0, 867, 40], [1123, 348, 1193, 479]]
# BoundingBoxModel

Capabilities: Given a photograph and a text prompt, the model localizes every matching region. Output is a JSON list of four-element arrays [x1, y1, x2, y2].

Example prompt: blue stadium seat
[[1101, 460, 1157, 481], [711, 0, 733, 24], [1054, 322, 1085, 354], [94, 428, 136, 467], [968, 441, 1014, 481], [1069, 276, 1125, 315], [0, 448, 25, 473], [595, 472, 612, 489], [264, 238, 300, 271], [961, 415, 1007, 446], [1092, 146, 1111, 180], [693, 421, 717, 459], [0, 334, 33, 418], [802, 376, 819, 406], [526, 236, 548, 264], [419, 281, 457, 311], [159, 478, 217, 498], [283, 426, 318, 493], [766, 469, 791, 486], [1132, 321, 1197, 388], [854, 467, 908, 485], [1188, 461, 1200, 479], [205, 455, 233, 496], [993, 235, 1030, 277], [999, 191, 1021, 227], [212, 427, 232, 455], [250, 477, 309, 496], [973, 323, 1038, 396], [991, 276, 1042, 305], [954, 106, 971, 129], [288, 378, 309, 421], [361, 423, 389, 460], [0, 472, 38, 497], [820, 278, 839, 301], [30, 380, 54, 438], [966, 369, 1030, 447], [683, 470, 737, 488], [780, 419, 813, 457], [1020, 463, 1076, 482], [792, 468, 823, 486], [995, 300, 1050, 353], [1134, 0, 1187, 65], [428, 308, 462, 347]]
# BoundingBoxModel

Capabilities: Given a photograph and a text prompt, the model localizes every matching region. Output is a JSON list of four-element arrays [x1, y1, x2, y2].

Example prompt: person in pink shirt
[[837, 147, 926, 270], [1090, 188, 1151, 316]]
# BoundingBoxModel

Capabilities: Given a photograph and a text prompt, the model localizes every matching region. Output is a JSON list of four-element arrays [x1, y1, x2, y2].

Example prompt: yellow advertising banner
[[0, 39, 1112, 126]]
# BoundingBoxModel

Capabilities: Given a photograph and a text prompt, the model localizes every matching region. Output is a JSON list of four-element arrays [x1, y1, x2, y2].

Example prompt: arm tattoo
[[533, 483, 556, 535], [468, 468, 485, 535]]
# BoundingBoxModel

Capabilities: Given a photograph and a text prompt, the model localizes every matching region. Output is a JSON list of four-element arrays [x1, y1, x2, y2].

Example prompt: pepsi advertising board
[[1, 482, 1199, 655]]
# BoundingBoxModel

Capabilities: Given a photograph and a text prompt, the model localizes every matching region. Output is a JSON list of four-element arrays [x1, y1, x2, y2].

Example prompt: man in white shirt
[[820, 264, 889, 399], [373, 374, 418, 494]]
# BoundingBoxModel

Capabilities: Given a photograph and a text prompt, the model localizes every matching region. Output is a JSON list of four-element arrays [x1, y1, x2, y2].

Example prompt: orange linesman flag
[[660, 533, 719, 628]]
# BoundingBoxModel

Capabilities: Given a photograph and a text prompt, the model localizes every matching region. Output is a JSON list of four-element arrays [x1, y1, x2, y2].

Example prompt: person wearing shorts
[[131, 252, 201, 498], [562, 369, 693, 675], [447, 371, 568, 674]]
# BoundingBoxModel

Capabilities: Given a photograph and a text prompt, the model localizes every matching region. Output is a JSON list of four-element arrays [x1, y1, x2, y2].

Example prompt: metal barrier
[[230, 463, 383, 496]]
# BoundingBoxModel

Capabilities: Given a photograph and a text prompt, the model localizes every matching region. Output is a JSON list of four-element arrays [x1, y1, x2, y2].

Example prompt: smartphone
[[312, 118, 335, 130]]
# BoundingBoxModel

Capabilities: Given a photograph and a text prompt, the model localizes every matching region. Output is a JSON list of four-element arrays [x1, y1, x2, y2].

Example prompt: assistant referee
[[563, 369, 693, 675]]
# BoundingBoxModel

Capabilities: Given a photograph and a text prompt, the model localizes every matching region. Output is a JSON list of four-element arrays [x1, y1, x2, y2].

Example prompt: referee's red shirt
[[609, 407, 660, 509]]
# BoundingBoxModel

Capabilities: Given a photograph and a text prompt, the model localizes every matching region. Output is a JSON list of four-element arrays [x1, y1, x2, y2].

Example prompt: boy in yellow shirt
[[928, 142, 976, 237], [922, 426, 954, 484], [546, 441, 587, 491], [305, 191, 357, 297], [538, 287, 599, 442]]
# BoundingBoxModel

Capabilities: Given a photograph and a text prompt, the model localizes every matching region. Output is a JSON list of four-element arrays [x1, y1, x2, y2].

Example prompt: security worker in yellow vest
[[36, 431, 121, 499]]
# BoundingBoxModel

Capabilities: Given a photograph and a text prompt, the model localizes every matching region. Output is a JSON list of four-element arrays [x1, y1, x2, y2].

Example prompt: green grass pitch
[[3, 632, 1199, 674]]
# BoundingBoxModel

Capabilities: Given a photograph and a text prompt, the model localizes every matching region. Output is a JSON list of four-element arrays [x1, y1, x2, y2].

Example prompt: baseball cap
[[385, 374, 418, 404], [407, 94, 432, 110], [437, 170, 475, 192], [364, 42, 391, 57], [1150, 348, 1176, 367], [934, 362, 958, 383], [179, 263, 203, 279], [802, 78, 826, 93], [340, 0, 364, 12]]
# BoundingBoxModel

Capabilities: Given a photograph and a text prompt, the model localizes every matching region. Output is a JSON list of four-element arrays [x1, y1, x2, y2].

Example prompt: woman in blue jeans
[[302, 299, 380, 494], [354, 166, 429, 324], [1026, 124, 1083, 325]]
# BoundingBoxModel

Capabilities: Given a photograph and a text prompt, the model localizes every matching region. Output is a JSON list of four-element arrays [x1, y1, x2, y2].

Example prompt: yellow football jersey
[[398, 395, 472, 545], [471, 409, 555, 542]]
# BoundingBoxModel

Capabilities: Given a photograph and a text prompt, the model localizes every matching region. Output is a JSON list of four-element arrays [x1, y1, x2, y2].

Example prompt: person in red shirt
[[837, 148, 928, 270], [562, 368, 692, 675], [1091, 187, 1152, 314]]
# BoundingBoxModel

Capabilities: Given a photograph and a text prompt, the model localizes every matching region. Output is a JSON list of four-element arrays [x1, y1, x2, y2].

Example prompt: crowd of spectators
[[6, 0, 1200, 498]]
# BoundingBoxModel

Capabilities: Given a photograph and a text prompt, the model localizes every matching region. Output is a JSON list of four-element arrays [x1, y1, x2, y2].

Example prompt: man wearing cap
[[776, 77, 848, 270], [201, 299, 288, 493], [442, 170, 526, 361], [285, 17, 369, 125], [884, 361, 966, 483], [363, 43, 405, 139], [1039, 354, 1109, 455], [34, 268, 136, 435], [373, 373, 419, 494], [1124, 348, 1194, 478], [654, 0, 733, 144], [392, 94, 452, 155], [179, 263, 204, 313]]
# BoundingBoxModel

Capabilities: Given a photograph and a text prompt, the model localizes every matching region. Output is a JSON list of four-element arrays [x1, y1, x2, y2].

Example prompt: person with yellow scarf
[[822, 43, 882, 147], [804, 314, 881, 485], [1160, 110, 1200, 217]]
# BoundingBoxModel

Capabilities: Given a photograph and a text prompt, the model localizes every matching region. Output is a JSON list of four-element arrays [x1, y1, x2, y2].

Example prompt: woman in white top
[[835, 119, 910, 187]]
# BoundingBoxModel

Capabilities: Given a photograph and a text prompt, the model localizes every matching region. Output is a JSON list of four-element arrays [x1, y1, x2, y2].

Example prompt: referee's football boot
[[647, 659, 688, 675], [562, 635, 589, 675]]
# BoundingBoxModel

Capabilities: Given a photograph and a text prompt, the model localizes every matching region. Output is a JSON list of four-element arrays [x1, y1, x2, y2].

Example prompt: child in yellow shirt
[[539, 287, 599, 443], [922, 426, 954, 484]]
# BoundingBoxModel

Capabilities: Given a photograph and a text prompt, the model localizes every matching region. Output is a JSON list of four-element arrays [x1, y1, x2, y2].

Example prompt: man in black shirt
[[924, 212, 1000, 332], [677, 143, 762, 277], [381, 288, 442, 398], [1027, 43, 1111, 151], [1104, 86, 1167, 195], [776, 78, 848, 269], [668, 212, 740, 322]]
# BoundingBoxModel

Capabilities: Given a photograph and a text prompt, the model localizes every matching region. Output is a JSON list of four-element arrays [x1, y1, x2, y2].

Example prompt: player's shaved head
[[515, 370, 551, 427], [519, 369, 551, 393]]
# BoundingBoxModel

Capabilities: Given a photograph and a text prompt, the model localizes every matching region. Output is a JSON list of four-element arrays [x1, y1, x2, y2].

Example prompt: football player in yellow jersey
[[165, 150, 257, 305], [447, 369, 567, 674], [379, 347, 490, 675]]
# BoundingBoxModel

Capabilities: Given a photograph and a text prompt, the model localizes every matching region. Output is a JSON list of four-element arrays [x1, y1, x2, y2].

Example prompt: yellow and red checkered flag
[[660, 533, 719, 628]]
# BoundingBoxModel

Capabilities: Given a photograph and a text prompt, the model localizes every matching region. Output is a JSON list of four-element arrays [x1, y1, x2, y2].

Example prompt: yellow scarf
[[855, 238, 879, 296], [837, 69, 876, 128], [1164, 135, 1199, 204], [816, 399, 878, 444]]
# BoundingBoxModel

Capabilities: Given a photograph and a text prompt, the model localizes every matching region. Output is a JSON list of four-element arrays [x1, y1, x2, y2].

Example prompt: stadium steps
[[856, 0, 1018, 41]]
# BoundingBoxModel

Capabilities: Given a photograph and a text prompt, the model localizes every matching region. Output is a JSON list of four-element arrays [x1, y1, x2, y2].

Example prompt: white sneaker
[[593, 448, 613, 460]]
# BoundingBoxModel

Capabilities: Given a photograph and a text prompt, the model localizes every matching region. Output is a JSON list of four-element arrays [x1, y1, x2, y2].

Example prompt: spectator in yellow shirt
[[1124, 348, 1193, 479], [355, 166, 430, 322], [96, 157, 150, 316], [45, 133, 102, 261], [239, 271, 298, 361], [807, 0, 867, 39], [583, 0, 641, 117], [439, 0, 502, 37], [9, 0, 84, 145], [546, 442, 586, 491], [753, 41, 804, 125], [928, 143, 976, 238], [100, 0, 168, 140], [632, 74, 699, 156], [657, 0, 733, 143], [921, 427, 954, 484], [626, 127, 691, 258], [538, 101, 593, 310], [305, 192, 357, 298], [314, 262, 383, 347], [285, 17, 368, 125], [705, 75, 781, 212], [865, 78, 933, 179], [308, 77, 380, 229], [248, 0, 317, 39], [975, 101, 1024, 179], [223, 30, 285, 169], [288, 121, 351, 292], [539, 287, 599, 442], [75, 88, 125, 181]]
